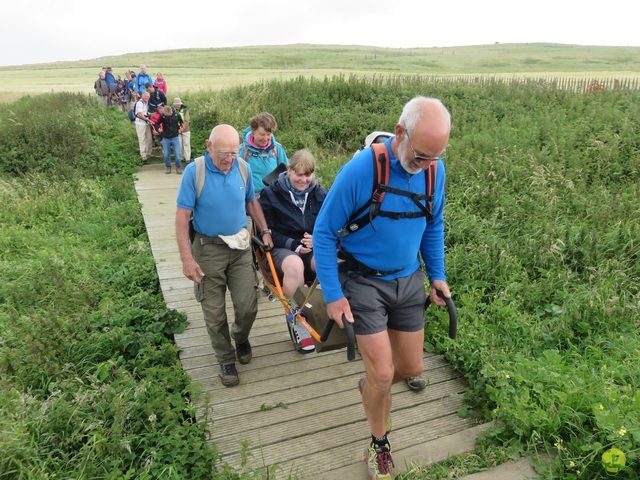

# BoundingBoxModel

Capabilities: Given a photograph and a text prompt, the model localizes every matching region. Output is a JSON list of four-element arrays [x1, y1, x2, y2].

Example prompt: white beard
[[399, 140, 422, 174]]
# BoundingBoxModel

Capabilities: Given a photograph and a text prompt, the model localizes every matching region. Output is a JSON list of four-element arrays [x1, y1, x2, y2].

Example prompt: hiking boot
[[364, 442, 395, 479], [220, 363, 239, 387], [165, 166, 171, 174], [358, 377, 392, 433], [406, 375, 427, 391], [176, 166, 182, 174], [236, 340, 252, 365], [289, 319, 315, 353]]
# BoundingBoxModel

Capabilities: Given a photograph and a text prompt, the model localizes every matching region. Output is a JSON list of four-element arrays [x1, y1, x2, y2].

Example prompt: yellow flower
[[619, 426, 627, 436], [598, 404, 604, 410]]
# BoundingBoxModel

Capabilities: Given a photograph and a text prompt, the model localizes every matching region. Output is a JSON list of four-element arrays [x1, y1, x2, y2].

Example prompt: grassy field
[[1, 43, 639, 103]]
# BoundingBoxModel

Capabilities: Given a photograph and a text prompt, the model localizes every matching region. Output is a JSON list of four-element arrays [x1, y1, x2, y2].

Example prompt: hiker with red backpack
[[313, 96, 452, 480]]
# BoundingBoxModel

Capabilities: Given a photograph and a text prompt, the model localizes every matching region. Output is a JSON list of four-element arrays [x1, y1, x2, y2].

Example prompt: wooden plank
[[135, 164, 475, 479]]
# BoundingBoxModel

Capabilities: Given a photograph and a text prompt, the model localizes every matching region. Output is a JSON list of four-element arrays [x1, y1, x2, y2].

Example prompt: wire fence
[[427, 75, 640, 93]]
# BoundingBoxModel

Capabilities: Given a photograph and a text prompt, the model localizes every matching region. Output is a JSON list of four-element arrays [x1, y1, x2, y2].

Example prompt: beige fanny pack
[[218, 228, 251, 250]]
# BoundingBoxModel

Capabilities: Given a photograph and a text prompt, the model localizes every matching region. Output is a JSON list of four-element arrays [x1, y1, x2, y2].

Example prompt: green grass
[[1, 73, 639, 478]]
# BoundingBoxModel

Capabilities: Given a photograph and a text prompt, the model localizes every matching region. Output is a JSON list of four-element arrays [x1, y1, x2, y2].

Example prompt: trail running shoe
[[289, 318, 315, 353], [406, 375, 427, 391], [358, 377, 392, 433], [364, 442, 395, 479]]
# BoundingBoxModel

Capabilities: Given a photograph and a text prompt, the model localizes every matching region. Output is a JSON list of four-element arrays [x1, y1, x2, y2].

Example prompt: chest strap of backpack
[[244, 144, 278, 162], [338, 143, 436, 238]]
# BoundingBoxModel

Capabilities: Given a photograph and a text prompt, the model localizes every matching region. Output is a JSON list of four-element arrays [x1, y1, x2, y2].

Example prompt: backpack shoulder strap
[[338, 144, 388, 237], [194, 156, 206, 198], [236, 157, 249, 186], [370, 143, 389, 205], [424, 162, 437, 218], [194, 156, 248, 199], [338, 143, 438, 237]]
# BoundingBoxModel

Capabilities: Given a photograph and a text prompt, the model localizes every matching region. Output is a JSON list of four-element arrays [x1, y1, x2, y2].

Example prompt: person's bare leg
[[281, 255, 305, 299], [388, 329, 425, 384], [357, 331, 394, 438]]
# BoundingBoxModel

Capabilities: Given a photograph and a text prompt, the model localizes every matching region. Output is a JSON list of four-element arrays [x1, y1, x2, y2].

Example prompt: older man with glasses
[[175, 124, 273, 387], [314, 96, 452, 480]]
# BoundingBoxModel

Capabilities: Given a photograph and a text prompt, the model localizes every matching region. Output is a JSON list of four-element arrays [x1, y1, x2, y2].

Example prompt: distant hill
[[1, 43, 639, 103]]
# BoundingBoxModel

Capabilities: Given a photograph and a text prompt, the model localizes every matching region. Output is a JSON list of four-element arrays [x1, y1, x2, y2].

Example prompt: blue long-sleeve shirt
[[313, 138, 446, 303]]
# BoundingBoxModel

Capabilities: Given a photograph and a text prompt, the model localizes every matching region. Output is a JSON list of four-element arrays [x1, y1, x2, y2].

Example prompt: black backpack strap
[[376, 161, 438, 221], [337, 248, 403, 277], [376, 184, 431, 220]]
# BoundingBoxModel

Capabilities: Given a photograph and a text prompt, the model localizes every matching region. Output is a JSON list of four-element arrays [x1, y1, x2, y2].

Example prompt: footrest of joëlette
[[293, 284, 348, 353]]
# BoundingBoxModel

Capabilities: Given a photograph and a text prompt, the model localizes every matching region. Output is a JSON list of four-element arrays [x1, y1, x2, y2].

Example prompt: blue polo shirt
[[176, 152, 255, 237]]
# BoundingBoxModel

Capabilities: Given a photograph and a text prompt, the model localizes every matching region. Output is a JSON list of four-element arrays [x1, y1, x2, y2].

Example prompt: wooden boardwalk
[[135, 163, 482, 479]]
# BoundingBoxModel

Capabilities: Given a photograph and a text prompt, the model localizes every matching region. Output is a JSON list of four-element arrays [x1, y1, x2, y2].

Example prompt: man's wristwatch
[[261, 229, 272, 235]]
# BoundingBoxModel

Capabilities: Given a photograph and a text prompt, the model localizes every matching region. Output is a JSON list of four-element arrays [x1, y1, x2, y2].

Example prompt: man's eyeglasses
[[216, 150, 238, 159], [404, 130, 445, 162]]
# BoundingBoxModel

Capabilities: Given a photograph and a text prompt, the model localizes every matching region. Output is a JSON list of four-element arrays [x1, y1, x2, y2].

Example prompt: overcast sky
[[2, 0, 639, 67]]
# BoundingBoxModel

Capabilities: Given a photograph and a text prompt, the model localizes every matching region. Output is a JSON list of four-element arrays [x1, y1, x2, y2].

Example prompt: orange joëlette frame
[[251, 235, 322, 343]]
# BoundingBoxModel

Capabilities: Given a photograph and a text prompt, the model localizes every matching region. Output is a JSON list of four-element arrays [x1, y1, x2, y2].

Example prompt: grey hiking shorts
[[339, 269, 427, 335]]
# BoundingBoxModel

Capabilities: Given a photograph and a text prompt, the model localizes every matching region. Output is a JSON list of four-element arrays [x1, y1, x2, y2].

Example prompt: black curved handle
[[426, 289, 458, 340], [320, 318, 334, 341], [344, 317, 356, 361], [250, 234, 272, 252], [320, 315, 357, 361]]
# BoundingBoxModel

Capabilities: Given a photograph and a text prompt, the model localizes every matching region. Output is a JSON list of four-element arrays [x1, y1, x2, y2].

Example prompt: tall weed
[[0, 93, 139, 177]]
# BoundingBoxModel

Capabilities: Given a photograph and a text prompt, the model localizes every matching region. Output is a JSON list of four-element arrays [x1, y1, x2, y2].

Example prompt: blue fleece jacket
[[238, 126, 289, 194], [313, 138, 446, 303], [135, 72, 153, 94]]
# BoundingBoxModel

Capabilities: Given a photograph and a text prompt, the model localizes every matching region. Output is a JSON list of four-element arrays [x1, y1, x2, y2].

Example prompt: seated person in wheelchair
[[259, 149, 327, 299]]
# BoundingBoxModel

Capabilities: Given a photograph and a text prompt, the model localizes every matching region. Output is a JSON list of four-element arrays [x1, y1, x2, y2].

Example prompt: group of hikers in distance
[[93, 64, 166, 110], [173, 96, 453, 479], [94, 64, 189, 174]]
